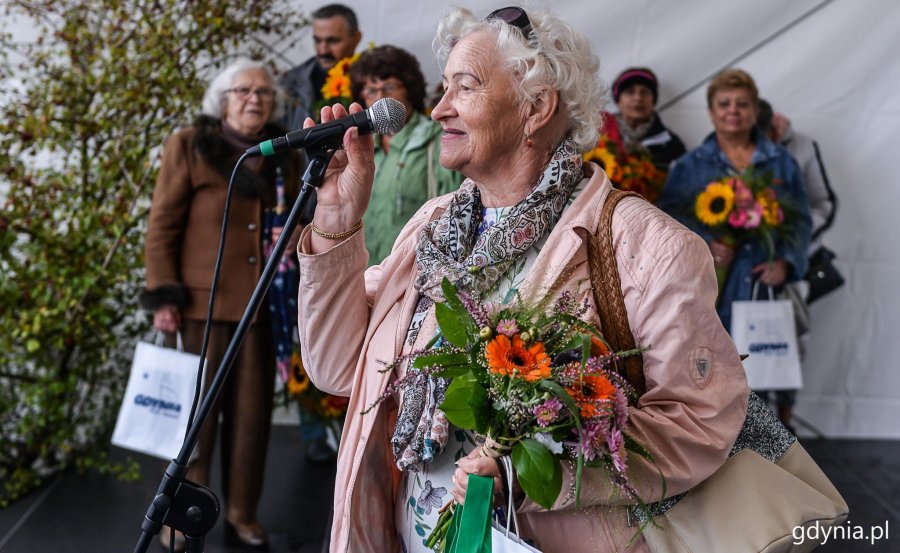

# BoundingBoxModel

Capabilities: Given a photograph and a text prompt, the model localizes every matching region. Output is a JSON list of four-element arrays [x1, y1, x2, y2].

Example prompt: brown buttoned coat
[[143, 117, 303, 321]]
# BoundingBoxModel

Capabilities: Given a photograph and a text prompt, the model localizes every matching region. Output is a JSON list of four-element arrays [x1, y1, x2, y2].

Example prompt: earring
[[525, 135, 535, 148]]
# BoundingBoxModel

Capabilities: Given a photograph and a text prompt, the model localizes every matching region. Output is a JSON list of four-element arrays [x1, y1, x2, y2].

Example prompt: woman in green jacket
[[349, 45, 461, 265]]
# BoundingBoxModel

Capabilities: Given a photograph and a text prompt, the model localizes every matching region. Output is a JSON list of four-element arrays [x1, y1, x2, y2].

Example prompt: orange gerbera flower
[[590, 335, 611, 357], [485, 334, 552, 382], [567, 373, 617, 418]]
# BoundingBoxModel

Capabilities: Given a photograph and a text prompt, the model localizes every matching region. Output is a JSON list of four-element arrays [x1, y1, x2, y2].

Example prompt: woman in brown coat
[[140, 58, 302, 551]]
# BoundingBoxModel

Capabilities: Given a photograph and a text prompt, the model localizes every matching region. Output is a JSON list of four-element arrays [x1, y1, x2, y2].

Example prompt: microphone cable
[[184, 151, 251, 434]]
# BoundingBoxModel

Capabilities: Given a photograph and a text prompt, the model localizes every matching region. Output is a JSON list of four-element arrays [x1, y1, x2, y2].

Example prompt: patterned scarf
[[391, 138, 583, 472], [615, 112, 654, 155]]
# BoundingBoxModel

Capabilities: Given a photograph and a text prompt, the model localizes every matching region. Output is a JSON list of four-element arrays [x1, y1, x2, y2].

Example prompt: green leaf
[[539, 379, 585, 505], [440, 373, 489, 432], [511, 439, 562, 510], [433, 364, 478, 379], [434, 302, 469, 348], [26, 339, 41, 353], [440, 277, 466, 312], [411, 351, 469, 370]]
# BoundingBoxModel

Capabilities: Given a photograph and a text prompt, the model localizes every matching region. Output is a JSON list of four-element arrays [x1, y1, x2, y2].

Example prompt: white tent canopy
[[290, 0, 899, 438]]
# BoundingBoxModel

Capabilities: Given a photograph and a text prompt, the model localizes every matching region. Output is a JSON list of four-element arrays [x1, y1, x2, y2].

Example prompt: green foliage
[[0, 0, 306, 506], [511, 438, 562, 510], [440, 372, 489, 433]]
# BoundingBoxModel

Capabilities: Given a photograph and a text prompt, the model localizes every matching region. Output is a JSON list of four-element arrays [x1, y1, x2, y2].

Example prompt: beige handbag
[[634, 394, 848, 553], [589, 190, 849, 553]]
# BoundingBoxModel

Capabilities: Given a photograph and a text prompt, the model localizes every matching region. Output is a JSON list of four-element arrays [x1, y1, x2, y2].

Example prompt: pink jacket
[[297, 164, 749, 553]]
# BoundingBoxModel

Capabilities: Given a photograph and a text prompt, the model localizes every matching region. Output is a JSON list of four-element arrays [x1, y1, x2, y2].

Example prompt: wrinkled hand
[[153, 305, 181, 333], [753, 258, 789, 287], [308, 103, 375, 251], [709, 240, 735, 268], [451, 447, 503, 506]]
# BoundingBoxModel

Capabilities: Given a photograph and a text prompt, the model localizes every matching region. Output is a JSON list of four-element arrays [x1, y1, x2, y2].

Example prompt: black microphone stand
[[133, 148, 335, 553]]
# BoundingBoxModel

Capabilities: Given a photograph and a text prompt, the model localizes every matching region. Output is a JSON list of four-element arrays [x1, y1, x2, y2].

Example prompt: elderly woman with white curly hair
[[296, 6, 748, 552], [141, 57, 302, 551]]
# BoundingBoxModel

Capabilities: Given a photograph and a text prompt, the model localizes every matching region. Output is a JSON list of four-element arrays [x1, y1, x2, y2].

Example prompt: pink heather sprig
[[553, 290, 591, 318], [458, 290, 490, 329], [361, 346, 465, 415], [533, 396, 564, 427]]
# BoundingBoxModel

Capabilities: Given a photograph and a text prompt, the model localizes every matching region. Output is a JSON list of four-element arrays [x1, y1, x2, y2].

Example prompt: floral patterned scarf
[[391, 138, 583, 472]]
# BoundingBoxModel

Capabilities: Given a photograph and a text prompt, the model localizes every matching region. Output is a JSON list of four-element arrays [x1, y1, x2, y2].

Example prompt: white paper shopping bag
[[111, 334, 206, 459], [731, 284, 803, 390], [491, 456, 542, 552]]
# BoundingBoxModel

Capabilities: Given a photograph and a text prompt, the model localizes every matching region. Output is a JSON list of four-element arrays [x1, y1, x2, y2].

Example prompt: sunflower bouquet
[[285, 348, 350, 420], [366, 279, 658, 551], [584, 118, 667, 204], [312, 53, 360, 119], [693, 168, 796, 295]]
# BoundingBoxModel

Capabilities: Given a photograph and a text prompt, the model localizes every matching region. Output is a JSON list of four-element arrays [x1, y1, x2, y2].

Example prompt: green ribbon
[[445, 474, 494, 553]]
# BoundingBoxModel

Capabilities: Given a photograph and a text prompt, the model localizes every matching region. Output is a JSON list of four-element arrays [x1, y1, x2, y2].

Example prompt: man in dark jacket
[[280, 4, 362, 131]]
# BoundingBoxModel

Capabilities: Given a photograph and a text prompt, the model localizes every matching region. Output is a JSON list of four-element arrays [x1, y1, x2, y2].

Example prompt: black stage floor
[[0, 426, 897, 552]]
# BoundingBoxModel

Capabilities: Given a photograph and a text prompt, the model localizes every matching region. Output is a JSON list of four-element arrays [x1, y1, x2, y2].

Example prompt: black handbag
[[805, 245, 844, 303]]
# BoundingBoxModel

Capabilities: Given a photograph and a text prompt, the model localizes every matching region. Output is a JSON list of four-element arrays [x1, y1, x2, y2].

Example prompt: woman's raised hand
[[308, 102, 375, 252]]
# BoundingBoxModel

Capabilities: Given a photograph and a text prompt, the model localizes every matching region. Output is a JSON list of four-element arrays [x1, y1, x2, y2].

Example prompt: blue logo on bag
[[748, 342, 789, 355], [134, 394, 182, 417], [133, 373, 184, 418]]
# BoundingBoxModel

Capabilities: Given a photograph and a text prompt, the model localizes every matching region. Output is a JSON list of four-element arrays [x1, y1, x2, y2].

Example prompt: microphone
[[246, 97, 407, 157]]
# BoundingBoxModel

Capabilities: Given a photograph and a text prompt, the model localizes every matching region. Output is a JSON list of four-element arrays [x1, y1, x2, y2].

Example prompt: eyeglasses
[[487, 6, 533, 39], [226, 87, 276, 101], [361, 81, 405, 99]]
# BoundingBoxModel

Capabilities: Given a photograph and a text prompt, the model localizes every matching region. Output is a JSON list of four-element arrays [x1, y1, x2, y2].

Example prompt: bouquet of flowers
[[286, 348, 350, 420], [584, 116, 667, 204], [367, 279, 659, 550], [313, 53, 359, 118], [691, 168, 799, 295]]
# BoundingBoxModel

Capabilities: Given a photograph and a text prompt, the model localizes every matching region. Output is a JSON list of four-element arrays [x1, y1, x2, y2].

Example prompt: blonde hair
[[434, 7, 606, 151], [707, 68, 759, 108]]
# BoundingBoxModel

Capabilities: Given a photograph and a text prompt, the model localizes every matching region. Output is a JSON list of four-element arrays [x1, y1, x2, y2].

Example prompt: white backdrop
[[288, 0, 900, 439]]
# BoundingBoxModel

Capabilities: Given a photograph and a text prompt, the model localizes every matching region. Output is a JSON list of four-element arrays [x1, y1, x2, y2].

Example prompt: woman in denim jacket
[[658, 69, 811, 330]]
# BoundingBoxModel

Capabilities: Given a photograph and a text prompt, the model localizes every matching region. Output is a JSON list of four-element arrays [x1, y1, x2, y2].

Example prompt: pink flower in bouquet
[[744, 202, 763, 229], [496, 319, 519, 338], [732, 178, 754, 209], [607, 428, 628, 474], [533, 396, 564, 427], [575, 417, 611, 462], [728, 208, 749, 228]]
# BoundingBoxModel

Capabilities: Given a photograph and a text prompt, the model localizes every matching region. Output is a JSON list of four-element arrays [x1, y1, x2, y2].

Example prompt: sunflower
[[566, 373, 617, 418], [485, 334, 551, 382], [287, 351, 310, 396], [695, 182, 734, 226]]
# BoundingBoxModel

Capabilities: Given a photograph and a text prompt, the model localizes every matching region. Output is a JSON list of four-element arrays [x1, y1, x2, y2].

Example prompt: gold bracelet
[[310, 220, 363, 240]]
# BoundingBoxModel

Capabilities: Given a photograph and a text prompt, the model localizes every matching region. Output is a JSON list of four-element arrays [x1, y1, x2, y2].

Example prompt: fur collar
[[191, 115, 291, 201]]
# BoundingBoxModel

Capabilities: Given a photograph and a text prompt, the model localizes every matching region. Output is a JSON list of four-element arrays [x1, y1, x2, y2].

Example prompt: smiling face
[[223, 68, 273, 137], [431, 31, 526, 183], [708, 87, 759, 140], [312, 16, 361, 70]]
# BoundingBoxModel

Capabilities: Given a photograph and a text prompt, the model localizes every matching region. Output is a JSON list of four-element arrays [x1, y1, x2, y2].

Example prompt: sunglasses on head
[[487, 6, 533, 39]]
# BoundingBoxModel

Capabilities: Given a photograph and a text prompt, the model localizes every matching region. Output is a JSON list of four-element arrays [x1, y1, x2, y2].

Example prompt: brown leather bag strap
[[587, 189, 646, 396]]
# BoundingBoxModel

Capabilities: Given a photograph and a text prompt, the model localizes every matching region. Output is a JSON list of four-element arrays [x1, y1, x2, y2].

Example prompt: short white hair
[[201, 58, 285, 122], [434, 7, 606, 151]]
